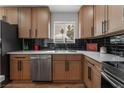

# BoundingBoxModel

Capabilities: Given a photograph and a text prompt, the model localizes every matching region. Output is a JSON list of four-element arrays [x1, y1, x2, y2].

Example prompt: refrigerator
[[0, 20, 21, 86]]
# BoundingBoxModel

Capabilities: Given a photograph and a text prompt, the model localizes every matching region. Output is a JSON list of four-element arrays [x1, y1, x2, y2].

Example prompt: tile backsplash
[[22, 39, 85, 50], [85, 34, 124, 57], [22, 34, 124, 56]]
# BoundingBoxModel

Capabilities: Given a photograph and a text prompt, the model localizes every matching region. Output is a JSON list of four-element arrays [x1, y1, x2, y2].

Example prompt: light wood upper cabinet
[[78, 7, 83, 38], [18, 7, 50, 38], [0, 7, 18, 24], [32, 7, 50, 38], [18, 8, 32, 38], [36, 8, 50, 38], [94, 5, 105, 36], [4, 8, 18, 24], [79, 5, 93, 38], [0, 7, 5, 20], [94, 5, 124, 36], [108, 5, 124, 33]]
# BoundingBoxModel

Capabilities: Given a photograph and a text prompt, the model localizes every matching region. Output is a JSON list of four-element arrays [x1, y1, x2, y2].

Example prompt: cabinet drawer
[[10, 55, 30, 61], [67, 55, 82, 61], [53, 55, 66, 61]]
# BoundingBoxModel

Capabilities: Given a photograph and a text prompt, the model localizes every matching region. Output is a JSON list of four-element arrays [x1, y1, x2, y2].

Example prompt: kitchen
[[0, 5, 124, 88]]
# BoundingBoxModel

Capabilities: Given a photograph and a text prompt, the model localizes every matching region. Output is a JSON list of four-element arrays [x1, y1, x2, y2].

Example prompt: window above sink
[[53, 21, 76, 43]]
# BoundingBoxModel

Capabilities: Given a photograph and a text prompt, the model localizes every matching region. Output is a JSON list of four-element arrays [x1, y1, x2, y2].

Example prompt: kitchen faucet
[[65, 38, 68, 50]]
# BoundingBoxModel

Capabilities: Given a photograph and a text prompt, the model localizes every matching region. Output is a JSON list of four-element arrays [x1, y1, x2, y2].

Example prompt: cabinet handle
[[87, 61, 94, 67], [67, 61, 69, 71], [88, 66, 92, 81], [65, 61, 69, 72], [19, 61, 21, 71], [35, 29, 37, 37], [91, 26, 94, 36], [102, 21, 104, 34], [21, 61, 23, 71], [65, 61, 67, 71], [17, 61, 20, 71], [104, 20, 106, 33], [29, 29, 31, 38], [107, 20, 109, 32], [104, 20, 108, 33]]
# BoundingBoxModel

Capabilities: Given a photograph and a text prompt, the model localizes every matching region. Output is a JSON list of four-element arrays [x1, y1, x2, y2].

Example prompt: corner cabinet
[[53, 55, 82, 81], [18, 7, 50, 39], [94, 5, 124, 36], [79, 5, 94, 39], [83, 56, 101, 88], [10, 55, 31, 81]]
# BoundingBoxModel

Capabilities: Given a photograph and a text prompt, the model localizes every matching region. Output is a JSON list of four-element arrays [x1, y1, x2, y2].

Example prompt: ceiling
[[49, 5, 81, 12]]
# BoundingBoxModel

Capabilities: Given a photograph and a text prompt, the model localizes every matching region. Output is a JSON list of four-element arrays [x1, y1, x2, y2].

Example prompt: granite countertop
[[7, 50, 124, 63]]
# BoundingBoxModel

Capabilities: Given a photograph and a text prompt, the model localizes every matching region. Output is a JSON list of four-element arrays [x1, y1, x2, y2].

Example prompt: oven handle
[[101, 72, 121, 88]]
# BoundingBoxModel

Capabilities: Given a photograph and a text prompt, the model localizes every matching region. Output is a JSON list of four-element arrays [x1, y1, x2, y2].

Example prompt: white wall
[[50, 12, 79, 39]]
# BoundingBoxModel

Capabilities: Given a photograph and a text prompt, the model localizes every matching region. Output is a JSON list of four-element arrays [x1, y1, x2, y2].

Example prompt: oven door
[[101, 72, 122, 88]]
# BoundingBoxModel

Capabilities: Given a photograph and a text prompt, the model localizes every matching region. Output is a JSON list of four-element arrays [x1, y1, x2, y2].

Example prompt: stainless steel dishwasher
[[31, 55, 52, 81]]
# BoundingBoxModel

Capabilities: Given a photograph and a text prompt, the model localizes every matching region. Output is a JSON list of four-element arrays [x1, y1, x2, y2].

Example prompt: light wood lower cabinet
[[53, 55, 82, 81], [68, 61, 82, 80], [83, 56, 101, 88], [53, 61, 66, 81], [10, 61, 21, 80], [10, 55, 31, 81]]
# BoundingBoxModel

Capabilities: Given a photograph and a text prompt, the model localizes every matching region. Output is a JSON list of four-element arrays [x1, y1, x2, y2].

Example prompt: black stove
[[101, 61, 124, 88]]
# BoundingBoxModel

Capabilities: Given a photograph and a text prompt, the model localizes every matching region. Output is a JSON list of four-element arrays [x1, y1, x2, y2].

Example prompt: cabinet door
[[10, 61, 21, 80], [4, 8, 18, 24], [68, 61, 82, 81], [94, 5, 105, 36], [18, 8, 31, 38], [81, 5, 93, 38], [79, 7, 83, 38], [22, 61, 31, 80], [83, 61, 90, 87], [36, 7, 50, 38], [92, 69, 101, 88], [108, 5, 124, 33], [0, 7, 5, 20], [31, 8, 37, 38], [53, 61, 66, 81], [83, 60, 93, 88]]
